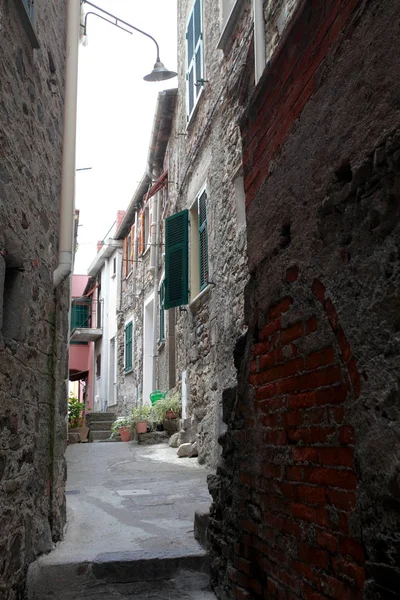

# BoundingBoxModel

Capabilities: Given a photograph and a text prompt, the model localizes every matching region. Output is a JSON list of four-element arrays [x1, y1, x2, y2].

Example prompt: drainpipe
[[131, 210, 138, 302], [253, 0, 266, 84], [151, 170, 161, 392], [53, 0, 80, 287]]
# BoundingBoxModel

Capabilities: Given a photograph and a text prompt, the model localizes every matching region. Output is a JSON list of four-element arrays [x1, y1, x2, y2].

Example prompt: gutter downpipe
[[131, 210, 138, 302], [53, 0, 80, 288], [253, 0, 266, 84], [151, 170, 161, 392]]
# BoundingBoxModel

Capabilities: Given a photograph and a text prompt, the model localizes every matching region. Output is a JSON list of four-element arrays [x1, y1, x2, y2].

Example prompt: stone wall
[[167, 0, 253, 466], [0, 1, 67, 598], [208, 1, 400, 598]]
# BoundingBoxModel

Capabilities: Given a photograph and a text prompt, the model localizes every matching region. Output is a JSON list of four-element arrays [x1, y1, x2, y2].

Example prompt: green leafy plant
[[110, 415, 133, 437], [131, 404, 156, 431], [152, 393, 182, 423], [68, 395, 86, 428]]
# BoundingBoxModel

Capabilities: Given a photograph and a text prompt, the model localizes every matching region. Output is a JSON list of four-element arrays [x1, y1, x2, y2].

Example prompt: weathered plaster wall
[[209, 0, 400, 598], [0, 1, 67, 598], [168, 0, 253, 466]]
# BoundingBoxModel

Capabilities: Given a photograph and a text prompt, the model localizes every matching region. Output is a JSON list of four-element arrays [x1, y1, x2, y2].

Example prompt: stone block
[[169, 432, 180, 448], [177, 443, 193, 457], [177, 442, 198, 458]]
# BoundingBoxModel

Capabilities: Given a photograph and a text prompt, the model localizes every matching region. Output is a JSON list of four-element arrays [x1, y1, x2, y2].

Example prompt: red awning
[[144, 170, 168, 204]]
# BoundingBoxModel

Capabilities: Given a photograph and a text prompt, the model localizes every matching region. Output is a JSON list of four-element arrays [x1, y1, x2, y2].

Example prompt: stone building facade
[[161, 0, 253, 466], [208, 1, 400, 599], [0, 1, 68, 599], [113, 2, 254, 468], [115, 90, 177, 416]]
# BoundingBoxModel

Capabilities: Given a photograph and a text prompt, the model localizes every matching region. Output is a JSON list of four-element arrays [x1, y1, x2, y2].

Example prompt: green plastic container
[[150, 390, 166, 406]]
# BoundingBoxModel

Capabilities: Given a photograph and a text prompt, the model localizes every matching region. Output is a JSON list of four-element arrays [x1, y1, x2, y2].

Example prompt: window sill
[[124, 368, 133, 375], [14, 0, 40, 49], [158, 340, 166, 351], [217, 0, 241, 52], [189, 284, 212, 310], [125, 269, 133, 281]]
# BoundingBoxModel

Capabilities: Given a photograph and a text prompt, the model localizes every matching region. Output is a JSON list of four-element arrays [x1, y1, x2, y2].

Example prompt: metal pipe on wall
[[151, 170, 161, 392], [53, 0, 80, 287]]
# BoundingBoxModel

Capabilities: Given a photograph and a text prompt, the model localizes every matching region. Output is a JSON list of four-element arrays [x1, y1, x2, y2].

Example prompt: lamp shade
[[143, 61, 177, 82]]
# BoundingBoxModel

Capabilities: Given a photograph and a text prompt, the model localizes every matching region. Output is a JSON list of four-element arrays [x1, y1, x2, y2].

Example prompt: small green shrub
[[152, 393, 182, 423], [131, 404, 156, 430], [110, 415, 132, 437], [68, 395, 85, 428]]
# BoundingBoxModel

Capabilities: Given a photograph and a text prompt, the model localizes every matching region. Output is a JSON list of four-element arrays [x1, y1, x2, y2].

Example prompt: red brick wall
[[225, 283, 365, 599], [242, 0, 361, 207]]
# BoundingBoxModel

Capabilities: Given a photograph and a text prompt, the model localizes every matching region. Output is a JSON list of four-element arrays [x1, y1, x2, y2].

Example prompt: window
[[159, 279, 166, 342], [186, 0, 204, 121], [164, 188, 209, 309], [190, 188, 209, 297], [96, 354, 101, 378], [138, 210, 145, 255], [124, 321, 133, 373], [112, 256, 117, 277]]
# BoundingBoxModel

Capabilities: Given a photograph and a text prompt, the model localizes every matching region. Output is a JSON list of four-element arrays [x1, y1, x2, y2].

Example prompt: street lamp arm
[[83, 12, 134, 38], [81, 0, 161, 61]]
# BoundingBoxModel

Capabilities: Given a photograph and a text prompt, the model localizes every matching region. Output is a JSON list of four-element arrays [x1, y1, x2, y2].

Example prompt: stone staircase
[[86, 412, 116, 442]]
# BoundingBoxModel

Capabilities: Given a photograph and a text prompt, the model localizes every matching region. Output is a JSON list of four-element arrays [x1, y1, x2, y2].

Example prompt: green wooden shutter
[[125, 322, 133, 372], [186, 0, 203, 119], [198, 191, 209, 291], [165, 210, 189, 309]]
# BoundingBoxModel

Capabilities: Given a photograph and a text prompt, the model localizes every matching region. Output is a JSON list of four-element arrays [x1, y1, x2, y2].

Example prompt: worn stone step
[[89, 420, 114, 431], [89, 430, 112, 442], [137, 430, 169, 445], [27, 549, 213, 600], [86, 412, 116, 422]]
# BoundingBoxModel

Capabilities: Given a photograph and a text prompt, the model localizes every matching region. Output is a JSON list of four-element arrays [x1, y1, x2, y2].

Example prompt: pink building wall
[[69, 274, 94, 411]]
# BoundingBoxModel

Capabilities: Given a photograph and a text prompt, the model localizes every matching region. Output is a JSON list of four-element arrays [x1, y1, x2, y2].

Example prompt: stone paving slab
[[27, 442, 214, 599]]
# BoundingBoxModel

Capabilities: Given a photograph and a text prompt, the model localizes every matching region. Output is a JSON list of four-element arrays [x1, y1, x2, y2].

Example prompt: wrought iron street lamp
[[80, 0, 177, 82]]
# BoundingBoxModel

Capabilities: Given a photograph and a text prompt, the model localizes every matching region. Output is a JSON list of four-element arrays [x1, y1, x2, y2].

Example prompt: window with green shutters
[[165, 210, 189, 309], [124, 321, 133, 373], [186, 0, 204, 121], [198, 190, 209, 291], [159, 280, 166, 341]]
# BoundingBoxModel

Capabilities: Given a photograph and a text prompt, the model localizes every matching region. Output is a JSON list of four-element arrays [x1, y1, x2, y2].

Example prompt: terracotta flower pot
[[136, 421, 147, 434], [119, 426, 131, 442], [165, 409, 176, 420]]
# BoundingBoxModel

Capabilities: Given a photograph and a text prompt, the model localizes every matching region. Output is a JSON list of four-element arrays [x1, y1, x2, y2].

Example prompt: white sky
[[74, 0, 178, 274]]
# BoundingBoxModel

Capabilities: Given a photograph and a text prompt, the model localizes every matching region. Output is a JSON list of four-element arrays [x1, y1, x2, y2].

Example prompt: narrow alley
[[27, 442, 214, 599], [2, 0, 400, 599]]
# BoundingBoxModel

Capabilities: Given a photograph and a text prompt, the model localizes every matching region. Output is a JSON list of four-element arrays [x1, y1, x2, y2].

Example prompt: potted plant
[[68, 395, 89, 442], [153, 393, 182, 423], [110, 415, 132, 442], [131, 404, 155, 434]]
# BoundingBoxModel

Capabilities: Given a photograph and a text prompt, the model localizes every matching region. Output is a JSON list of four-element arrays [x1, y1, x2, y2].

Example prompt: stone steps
[[87, 412, 116, 443], [27, 549, 214, 600], [89, 420, 114, 431]]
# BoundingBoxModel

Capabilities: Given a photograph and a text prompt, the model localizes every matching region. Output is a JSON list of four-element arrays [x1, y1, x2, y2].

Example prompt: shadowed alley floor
[[27, 442, 215, 599]]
